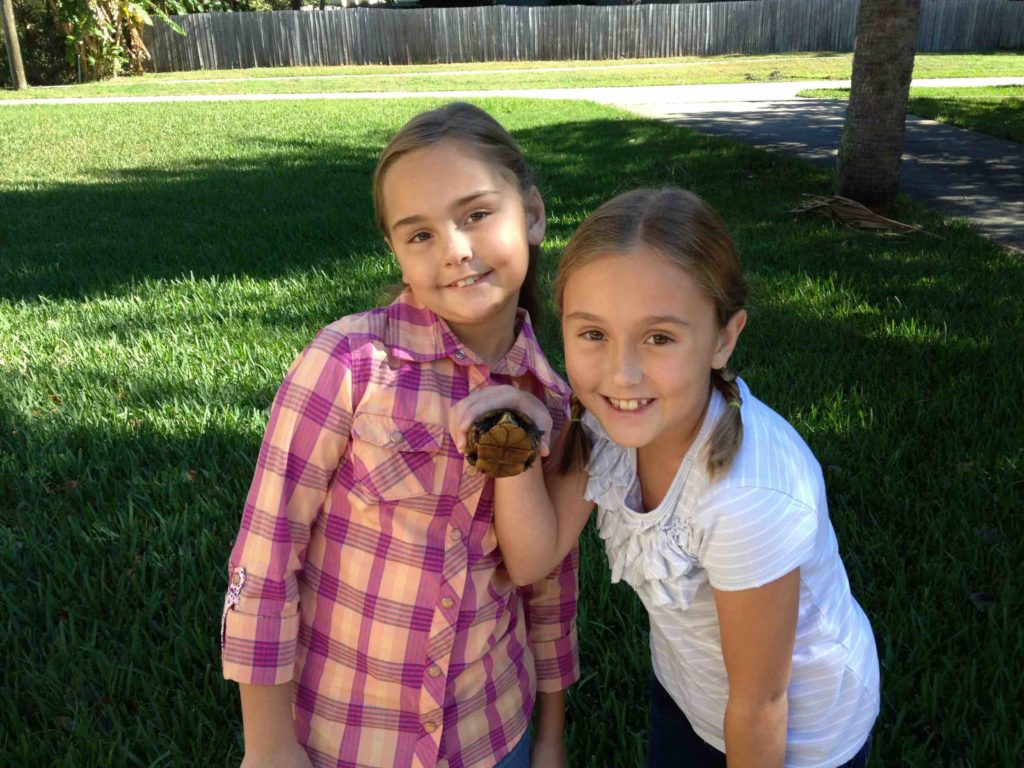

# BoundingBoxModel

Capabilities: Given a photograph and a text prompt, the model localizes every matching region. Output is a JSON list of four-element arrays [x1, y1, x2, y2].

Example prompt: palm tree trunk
[[2, 0, 27, 89], [837, 0, 922, 212]]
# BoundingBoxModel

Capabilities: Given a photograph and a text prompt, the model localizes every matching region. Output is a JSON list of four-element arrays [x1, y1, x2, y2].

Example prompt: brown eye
[[647, 333, 673, 345]]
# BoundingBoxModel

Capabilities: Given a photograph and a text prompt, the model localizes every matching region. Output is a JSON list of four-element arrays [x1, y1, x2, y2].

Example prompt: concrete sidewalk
[[4, 77, 1020, 106], [607, 83, 1024, 251], [5, 76, 1022, 249]]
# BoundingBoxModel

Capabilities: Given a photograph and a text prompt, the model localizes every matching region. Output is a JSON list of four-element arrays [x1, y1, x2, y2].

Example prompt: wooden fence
[[145, 0, 1024, 73]]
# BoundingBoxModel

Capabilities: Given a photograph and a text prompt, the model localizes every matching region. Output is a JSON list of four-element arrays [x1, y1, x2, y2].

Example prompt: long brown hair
[[556, 187, 749, 480], [372, 102, 543, 327]]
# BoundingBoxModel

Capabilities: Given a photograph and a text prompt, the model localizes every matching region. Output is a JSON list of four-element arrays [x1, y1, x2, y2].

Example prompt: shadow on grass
[[0, 143, 382, 303], [2, 108, 1019, 300], [2, 106, 1023, 765]]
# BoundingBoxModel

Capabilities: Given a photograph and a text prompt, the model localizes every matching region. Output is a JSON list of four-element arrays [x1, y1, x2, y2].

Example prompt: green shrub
[[0, 0, 72, 86], [0, 1, 301, 86]]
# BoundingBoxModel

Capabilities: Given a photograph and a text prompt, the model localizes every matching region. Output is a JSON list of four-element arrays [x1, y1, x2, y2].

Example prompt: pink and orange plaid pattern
[[222, 292, 579, 768]]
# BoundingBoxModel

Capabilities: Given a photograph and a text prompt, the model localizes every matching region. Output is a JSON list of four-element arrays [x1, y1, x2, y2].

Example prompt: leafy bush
[[2, 0, 345, 86], [0, 0, 70, 86], [1, 0, 277, 86], [47, 0, 204, 80]]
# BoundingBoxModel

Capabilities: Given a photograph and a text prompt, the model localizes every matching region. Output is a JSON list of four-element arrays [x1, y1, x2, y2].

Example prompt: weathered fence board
[[145, 0, 1024, 74]]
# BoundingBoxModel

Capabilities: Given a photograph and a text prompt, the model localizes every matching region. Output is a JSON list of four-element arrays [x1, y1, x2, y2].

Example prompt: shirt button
[[441, 597, 455, 609], [455, 349, 467, 359], [466, 465, 478, 476], [428, 665, 441, 678], [424, 721, 437, 733], [449, 528, 463, 541], [390, 431, 403, 443]]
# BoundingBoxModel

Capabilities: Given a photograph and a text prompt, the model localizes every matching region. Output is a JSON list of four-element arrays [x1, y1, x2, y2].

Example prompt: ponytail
[[706, 367, 743, 480], [557, 395, 591, 476]]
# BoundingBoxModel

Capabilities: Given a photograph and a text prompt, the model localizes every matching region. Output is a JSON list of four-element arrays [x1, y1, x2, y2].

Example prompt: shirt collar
[[492, 311, 567, 396], [382, 290, 463, 362], [383, 290, 566, 396]]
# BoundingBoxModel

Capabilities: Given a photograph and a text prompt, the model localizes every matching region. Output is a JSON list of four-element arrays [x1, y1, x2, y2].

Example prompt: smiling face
[[562, 246, 745, 461], [380, 139, 545, 359]]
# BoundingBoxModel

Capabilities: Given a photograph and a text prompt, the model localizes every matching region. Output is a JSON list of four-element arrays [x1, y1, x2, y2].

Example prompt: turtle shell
[[465, 409, 544, 478]]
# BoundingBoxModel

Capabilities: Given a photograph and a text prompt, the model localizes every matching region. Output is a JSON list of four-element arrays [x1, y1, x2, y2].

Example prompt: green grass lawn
[[798, 85, 1024, 143], [1, 51, 1022, 100], [2, 98, 1022, 766]]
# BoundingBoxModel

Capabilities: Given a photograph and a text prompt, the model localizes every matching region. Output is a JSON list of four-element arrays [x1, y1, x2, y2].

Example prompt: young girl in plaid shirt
[[221, 103, 579, 768]]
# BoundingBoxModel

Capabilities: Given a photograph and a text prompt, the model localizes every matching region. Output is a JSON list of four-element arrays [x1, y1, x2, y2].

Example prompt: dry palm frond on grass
[[789, 195, 941, 238]]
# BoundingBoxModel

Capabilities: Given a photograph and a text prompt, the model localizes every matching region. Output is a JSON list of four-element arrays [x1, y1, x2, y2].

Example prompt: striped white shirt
[[583, 379, 879, 768]]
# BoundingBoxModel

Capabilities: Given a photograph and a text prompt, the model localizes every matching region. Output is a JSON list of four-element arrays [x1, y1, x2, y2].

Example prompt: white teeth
[[608, 397, 651, 411], [453, 275, 481, 288]]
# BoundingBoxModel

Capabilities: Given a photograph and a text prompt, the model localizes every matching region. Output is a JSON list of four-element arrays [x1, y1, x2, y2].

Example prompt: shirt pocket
[[349, 412, 448, 500]]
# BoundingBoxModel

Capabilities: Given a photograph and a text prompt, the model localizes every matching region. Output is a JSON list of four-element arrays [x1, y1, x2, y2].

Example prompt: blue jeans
[[647, 676, 872, 768], [494, 729, 531, 768]]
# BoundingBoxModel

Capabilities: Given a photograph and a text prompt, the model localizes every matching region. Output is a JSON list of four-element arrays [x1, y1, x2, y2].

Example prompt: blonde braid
[[706, 368, 743, 480], [557, 395, 592, 476]]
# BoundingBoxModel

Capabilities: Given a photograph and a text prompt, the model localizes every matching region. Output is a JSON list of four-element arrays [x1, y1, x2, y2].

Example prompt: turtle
[[465, 409, 544, 478]]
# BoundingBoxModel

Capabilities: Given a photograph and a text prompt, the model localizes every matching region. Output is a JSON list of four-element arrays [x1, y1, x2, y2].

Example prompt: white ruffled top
[[582, 387, 724, 612], [581, 382, 881, 766]]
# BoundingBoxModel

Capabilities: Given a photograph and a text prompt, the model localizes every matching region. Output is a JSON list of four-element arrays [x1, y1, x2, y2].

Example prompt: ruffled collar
[[581, 409, 637, 509], [581, 387, 727, 610], [581, 385, 725, 518]]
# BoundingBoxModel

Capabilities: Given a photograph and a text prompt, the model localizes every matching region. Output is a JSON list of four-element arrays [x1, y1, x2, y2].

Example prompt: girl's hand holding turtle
[[451, 384, 592, 586], [449, 384, 552, 459]]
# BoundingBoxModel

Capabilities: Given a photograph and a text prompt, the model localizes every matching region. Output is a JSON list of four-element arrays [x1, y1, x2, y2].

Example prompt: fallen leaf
[[789, 195, 940, 238], [973, 527, 997, 542], [969, 592, 997, 611]]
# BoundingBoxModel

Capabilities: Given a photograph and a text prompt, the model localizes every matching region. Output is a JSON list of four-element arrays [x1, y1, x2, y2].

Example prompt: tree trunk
[[836, 0, 922, 212], [1, 0, 27, 89]]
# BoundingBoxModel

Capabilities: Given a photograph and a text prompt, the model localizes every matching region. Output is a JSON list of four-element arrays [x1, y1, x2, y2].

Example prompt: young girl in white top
[[452, 187, 880, 768]]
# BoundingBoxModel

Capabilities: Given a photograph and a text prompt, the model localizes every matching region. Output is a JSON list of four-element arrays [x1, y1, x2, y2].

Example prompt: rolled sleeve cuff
[[532, 623, 579, 692], [221, 609, 299, 686]]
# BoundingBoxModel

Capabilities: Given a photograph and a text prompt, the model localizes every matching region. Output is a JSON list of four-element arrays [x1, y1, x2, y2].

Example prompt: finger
[[452, 424, 468, 454], [449, 392, 485, 435], [538, 430, 551, 457]]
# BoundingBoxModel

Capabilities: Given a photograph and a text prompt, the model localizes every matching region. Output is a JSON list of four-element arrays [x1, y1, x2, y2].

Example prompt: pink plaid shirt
[[222, 291, 579, 768]]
